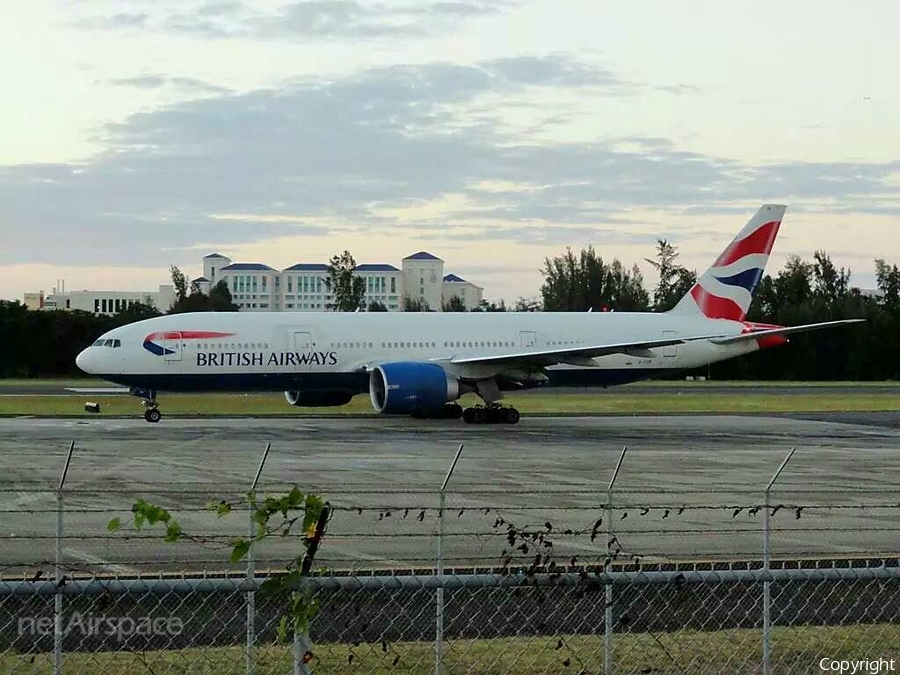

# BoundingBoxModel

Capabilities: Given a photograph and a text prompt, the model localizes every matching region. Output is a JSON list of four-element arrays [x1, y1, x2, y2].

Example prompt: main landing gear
[[462, 403, 520, 425]]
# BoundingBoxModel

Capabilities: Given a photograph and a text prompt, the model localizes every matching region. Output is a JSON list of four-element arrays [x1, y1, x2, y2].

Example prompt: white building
[[442, 273, 484, 310], [40, 285, 175, 315], [197, 250, 482, 312], [23, 250, 484, 315]]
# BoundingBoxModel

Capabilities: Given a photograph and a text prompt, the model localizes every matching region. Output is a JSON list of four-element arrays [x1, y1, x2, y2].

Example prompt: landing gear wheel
[[462, 405, 520, 425], [144, 408, 161, 423], [445, 403, 463, 419]]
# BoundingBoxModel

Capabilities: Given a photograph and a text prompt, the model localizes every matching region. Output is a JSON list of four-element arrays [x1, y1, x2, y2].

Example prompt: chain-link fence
[[2, 565, 900, 674], [2, 441, 899, 673]]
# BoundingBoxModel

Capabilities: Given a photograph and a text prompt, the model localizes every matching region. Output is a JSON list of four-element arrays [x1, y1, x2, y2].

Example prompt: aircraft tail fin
[[670, 204, 786, 321]]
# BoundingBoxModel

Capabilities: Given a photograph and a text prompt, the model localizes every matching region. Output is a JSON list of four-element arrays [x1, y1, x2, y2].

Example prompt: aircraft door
[[520, 331, 536, 349], [662, 330, 677, 358], [293, 331, 314, 371], [163, 332, 183, 362]]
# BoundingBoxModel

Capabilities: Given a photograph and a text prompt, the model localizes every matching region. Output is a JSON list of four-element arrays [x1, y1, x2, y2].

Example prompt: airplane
[[76, 204, 864, 424]]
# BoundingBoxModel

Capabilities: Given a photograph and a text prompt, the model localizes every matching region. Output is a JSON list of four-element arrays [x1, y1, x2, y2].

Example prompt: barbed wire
[[3, 484, 900, 494]]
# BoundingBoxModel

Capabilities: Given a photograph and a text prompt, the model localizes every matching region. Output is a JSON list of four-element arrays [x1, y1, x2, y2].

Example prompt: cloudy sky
[[1, 0, 898, 303]]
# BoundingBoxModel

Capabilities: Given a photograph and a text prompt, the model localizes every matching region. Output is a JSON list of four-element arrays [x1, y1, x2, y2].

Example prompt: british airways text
[[196, 351, 338, 367]]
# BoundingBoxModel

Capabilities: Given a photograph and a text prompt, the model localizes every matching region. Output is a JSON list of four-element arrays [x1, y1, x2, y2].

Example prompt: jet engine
[[369, 362, 460, 415], [284, 390, 355, 407]]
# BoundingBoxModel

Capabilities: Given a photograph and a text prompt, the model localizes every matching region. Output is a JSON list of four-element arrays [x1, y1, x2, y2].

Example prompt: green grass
[[3, 624, 898, 674], [1, 378, 897, 391], [1, 390, 899, 417], [0, 378, 109, 388]]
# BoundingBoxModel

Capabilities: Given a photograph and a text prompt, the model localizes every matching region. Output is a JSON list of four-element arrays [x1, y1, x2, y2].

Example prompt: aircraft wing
[[708, 319, 865, 345], [444, 332, 735, 367]]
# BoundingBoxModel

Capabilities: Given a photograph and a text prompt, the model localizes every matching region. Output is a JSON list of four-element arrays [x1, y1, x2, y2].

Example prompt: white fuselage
[[76, 310, 758, 394]]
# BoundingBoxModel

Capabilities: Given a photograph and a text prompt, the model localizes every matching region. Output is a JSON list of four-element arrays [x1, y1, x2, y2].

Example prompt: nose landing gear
[[143, 404, 162, 423], [131, 387, 162, 423]]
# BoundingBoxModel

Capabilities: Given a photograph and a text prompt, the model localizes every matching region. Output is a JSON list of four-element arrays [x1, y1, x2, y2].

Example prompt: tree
[[402, 296, 429, 312], [513, 296, 542, 312], [170, 265, 189, 303], [115, 300, 162, 323], [875, 258, 900, 315], [644, 239, 695, 312], [326, 251, 366, 312], [168, 264, 239, 313], [471, 299, 506, 312], [207, 280, 240, 311], [604, 261, 652, 312], [442, 295, 467, 312], [812, 250, 850, 308], [367, 300, 389, 312], [540, 247, 650, 312]]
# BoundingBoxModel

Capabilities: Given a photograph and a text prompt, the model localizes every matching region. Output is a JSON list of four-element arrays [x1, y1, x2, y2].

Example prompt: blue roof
[[404, 251, 441, 261], [443, 273, 466, 283], [355, 264, 399, 272], [204, 253, 227, 259], [220, 263, 275, 271], [284, 263, 330, 272]]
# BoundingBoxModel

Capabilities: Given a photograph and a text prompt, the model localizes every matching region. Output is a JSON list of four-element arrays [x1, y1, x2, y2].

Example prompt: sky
[[1, 0, 899, 303]]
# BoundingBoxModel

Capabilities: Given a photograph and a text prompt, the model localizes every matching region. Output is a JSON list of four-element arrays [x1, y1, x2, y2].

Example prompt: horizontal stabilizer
[[709, 319, 866, 345]]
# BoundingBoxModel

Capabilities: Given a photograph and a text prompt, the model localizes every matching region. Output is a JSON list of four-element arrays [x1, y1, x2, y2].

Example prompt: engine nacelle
[[369, 362, 460, 415], [284, 390, 354, 407]]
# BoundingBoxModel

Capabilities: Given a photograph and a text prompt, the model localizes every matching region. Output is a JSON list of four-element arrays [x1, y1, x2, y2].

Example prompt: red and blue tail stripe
[[671, 205, 786, 322]]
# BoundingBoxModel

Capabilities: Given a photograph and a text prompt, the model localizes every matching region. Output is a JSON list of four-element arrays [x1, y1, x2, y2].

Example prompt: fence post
[[247, 443, 271, 675], [55, 441, 75, 675], [605, 446, 627, 675], [294, 613, 312, 675], [763, 447, 795, 675], [436, 443, 464, 675]]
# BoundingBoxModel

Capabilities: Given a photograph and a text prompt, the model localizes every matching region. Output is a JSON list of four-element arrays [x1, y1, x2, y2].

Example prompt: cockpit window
[[112, 339, 121, 348], [92, 339, 122, 348]]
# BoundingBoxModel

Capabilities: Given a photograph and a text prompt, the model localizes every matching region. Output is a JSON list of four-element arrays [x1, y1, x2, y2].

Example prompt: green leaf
[[208, 500, 232, 517], [163, 520, 182, 543], [107, 518, 121, 532], [230, 538, 251, 563]]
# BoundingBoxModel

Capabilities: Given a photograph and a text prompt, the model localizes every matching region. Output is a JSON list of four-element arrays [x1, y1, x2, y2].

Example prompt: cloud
[[1, 54, 898, 269], [79, 12, 149, 29], [481, 56, 634, 91], [655, 83, 703, 95], [107, 74, 232, 94], [83, 1, 515, 40]]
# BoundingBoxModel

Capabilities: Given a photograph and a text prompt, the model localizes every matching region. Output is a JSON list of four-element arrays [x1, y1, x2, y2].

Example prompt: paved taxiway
[[2, 382, 900, 397], [1, 414, 898, 577]]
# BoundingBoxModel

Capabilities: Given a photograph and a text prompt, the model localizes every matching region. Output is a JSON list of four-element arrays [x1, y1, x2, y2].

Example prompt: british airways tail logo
[[690, 218, 781, 321], [143, 331, 235, 356]]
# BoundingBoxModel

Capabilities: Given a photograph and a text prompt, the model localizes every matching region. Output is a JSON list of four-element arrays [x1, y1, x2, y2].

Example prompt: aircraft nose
[[76, 348, 93, 374]]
